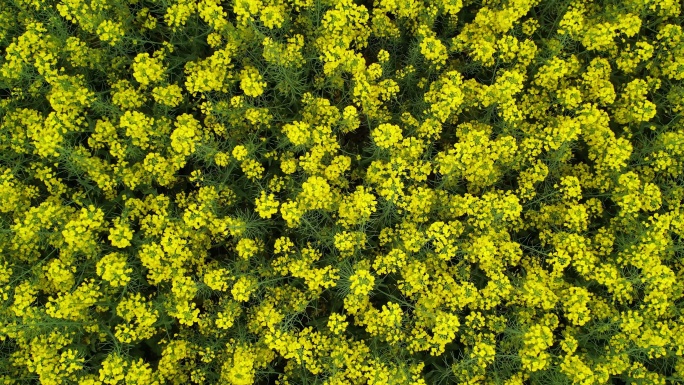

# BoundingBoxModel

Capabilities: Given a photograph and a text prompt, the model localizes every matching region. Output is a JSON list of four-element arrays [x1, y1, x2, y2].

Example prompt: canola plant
[[1, 0, 684, 384]]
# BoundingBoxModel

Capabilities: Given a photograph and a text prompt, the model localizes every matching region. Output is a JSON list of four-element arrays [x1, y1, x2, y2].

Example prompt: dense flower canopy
[[1, 0, 684, 384]]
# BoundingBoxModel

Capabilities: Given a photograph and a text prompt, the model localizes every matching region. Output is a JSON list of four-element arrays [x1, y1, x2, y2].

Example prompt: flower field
[[1, 0, 684, 383]]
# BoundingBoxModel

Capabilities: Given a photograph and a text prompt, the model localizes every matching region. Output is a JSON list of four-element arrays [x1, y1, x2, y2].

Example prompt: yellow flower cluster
[[96, 252, 132, 287], [2, 0, 684, 384], [115, 293, 159, 343], [240, 66, 267, 98], [372, 123, 403, 149]]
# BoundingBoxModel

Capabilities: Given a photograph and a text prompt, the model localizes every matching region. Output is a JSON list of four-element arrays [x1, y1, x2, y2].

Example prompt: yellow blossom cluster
[[1, 0, 684, 384]]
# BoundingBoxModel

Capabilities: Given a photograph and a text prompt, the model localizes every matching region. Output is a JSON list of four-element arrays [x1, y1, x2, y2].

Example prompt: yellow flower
[[96, 253, 132, 287], [260, 4, 285, 29], [420, 35, 448, 69], [100, 353, 128, 385], [255, 191, 280, 218], [232, 276, 258, 302], [108, 219, 134, 248], [236, 238, 260, 259], [240, 66, 266, 97], [214, 151, 230, 166], [327, 313, 348, 335], [96, 20, 124, 46], [372, 123, 403, 149], [132, 52, 165, 87], [349, 268, 375, 296]]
